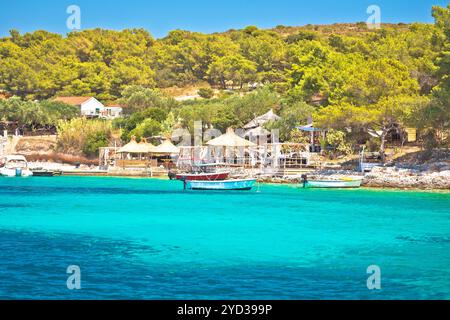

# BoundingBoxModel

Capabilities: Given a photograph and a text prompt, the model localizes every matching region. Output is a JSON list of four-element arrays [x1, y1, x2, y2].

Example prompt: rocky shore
[[257, 165, 450, 190], [362, 166, 450, 190]]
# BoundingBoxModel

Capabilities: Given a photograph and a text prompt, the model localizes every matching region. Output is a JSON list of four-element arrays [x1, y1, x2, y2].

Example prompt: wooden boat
[[176, 171, 230, 181], [184, 178, 256, 191], [302, 178, 363, 189], [31, 169, 62, 177]]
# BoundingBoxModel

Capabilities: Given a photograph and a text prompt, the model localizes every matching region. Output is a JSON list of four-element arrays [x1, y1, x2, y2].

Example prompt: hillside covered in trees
[[0, 21, 441, 101], [0, 4, 448, 158]]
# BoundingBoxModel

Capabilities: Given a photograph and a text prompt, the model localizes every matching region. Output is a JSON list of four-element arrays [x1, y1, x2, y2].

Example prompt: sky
[[0, 0, 448, 38]]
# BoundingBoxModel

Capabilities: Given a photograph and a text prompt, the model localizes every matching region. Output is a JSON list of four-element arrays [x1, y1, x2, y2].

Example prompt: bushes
[[289, 129, 310, 144], [322, 129, 352, 158], [83, 132, 110, 157], [130, 118, 161, 141], [198, 88, 214, 99], [57, 118, 113, 157], [0, 97, 78, 132]]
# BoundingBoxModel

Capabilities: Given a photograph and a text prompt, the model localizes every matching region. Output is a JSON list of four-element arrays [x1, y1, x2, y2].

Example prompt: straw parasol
[[117, 137, 141, 154], [207, 128, 256, 147], [117, 137, 156, 154], [151, 140, 180, 155], [245, 126, 271, 137], [243, 109, 280, 130], [138, 139, 156, 153]]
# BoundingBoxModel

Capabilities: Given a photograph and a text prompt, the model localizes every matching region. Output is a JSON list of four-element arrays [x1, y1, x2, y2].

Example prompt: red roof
[[106, 103, 123, 108], [53, 97, 93, 106]]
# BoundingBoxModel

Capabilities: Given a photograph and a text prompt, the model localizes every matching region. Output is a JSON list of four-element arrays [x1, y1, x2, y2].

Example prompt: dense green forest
[[0, 22, 441, 101], [0, 5, 448, 157]]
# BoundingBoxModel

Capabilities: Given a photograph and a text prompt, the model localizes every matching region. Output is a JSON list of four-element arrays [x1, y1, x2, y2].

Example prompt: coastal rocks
[[363, 167, 450, 190], [256, 166, 450, 190]]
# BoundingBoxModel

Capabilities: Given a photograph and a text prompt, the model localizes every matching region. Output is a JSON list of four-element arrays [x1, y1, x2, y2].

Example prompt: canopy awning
[[137, 141, 156, 153], [207, 128, 257, 147], [245, 126, 271, 137], [118, 138, 140, 154], [244, 109, 280, 130], [297, 124, 324, 132], [117, 138, 156, 154], [152, 140, 180, 155]]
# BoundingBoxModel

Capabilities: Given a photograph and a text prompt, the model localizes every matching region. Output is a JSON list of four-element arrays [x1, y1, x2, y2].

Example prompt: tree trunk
[[380, 129, 387, 163], [221, 76, 226, 90]]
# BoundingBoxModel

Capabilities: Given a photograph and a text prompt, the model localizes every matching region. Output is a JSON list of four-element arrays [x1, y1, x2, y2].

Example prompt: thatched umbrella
[[117, 137, 156, 161], [138, 139, 156, 153], [150, 140, 180, 169], [207, 128, 256, 148], [206, 128, 256, 165], [151, 140, 180, 155], [117, 137, 141, 154], [245, 126, 271, 138]]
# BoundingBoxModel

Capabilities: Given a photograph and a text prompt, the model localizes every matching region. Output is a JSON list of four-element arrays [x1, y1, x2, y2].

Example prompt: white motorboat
[[0, 155, 33, 177], [300, 174, 362, 189]]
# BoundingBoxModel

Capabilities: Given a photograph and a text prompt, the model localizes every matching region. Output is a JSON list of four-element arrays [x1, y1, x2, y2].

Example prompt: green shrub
[[198, 88, 214, 99], [57, 118, 113, 157], [83, 132, 110, 157], [130, 118, 161, 141], [324, 129, 352, 158]]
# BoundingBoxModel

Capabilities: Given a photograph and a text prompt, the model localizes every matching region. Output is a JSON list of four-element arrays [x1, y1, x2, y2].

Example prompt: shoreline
[[20, 161, 450, 191], [14, 171, 450, 192]]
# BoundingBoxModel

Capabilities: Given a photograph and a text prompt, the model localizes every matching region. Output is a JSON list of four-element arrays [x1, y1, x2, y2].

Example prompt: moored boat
[[184, 178, 256, 191], [174, 163, 231, 181], [0, 155, 33, 177], [31, 169, 62, 177], [301, 175, 362, 189], [176, 171, 230, 181]]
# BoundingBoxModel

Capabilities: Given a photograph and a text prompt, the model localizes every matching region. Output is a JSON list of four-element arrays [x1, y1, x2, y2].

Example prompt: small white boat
[[301, 175, 362, 189], [0, 155, 33, 177], [304, 179, 363, 189], [184, 179, 256, 191]]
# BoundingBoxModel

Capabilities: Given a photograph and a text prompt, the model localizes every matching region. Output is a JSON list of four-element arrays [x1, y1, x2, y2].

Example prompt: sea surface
[[0, 176, 449, 300]]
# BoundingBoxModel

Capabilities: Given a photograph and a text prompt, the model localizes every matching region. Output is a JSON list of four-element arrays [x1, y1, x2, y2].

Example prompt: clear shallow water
[[0, 176, 449, 300]]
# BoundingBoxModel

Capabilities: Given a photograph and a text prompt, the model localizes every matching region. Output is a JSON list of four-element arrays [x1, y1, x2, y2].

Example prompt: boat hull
[[176, 172, 230, 181], [185, 179, 256, 191], [304, 179, 362, 189], [0, 168, 33, 177], [31, 170, 59, 177]]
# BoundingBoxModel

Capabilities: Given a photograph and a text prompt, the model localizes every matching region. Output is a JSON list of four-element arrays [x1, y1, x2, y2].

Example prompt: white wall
[[104, 107, 123, 118], [80, 98, 105, 116]]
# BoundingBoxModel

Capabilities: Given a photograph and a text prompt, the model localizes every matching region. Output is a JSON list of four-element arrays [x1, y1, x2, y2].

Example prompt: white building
[[104, 104, 123, 119], [54, 97, 106, 118]]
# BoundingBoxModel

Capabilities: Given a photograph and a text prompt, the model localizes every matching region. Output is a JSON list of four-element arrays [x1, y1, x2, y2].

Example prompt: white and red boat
[[176, 171, 230, 181]]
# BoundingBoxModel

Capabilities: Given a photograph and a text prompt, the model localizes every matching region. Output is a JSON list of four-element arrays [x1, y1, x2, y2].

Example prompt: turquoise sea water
[[0, 176, 449, 300]]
